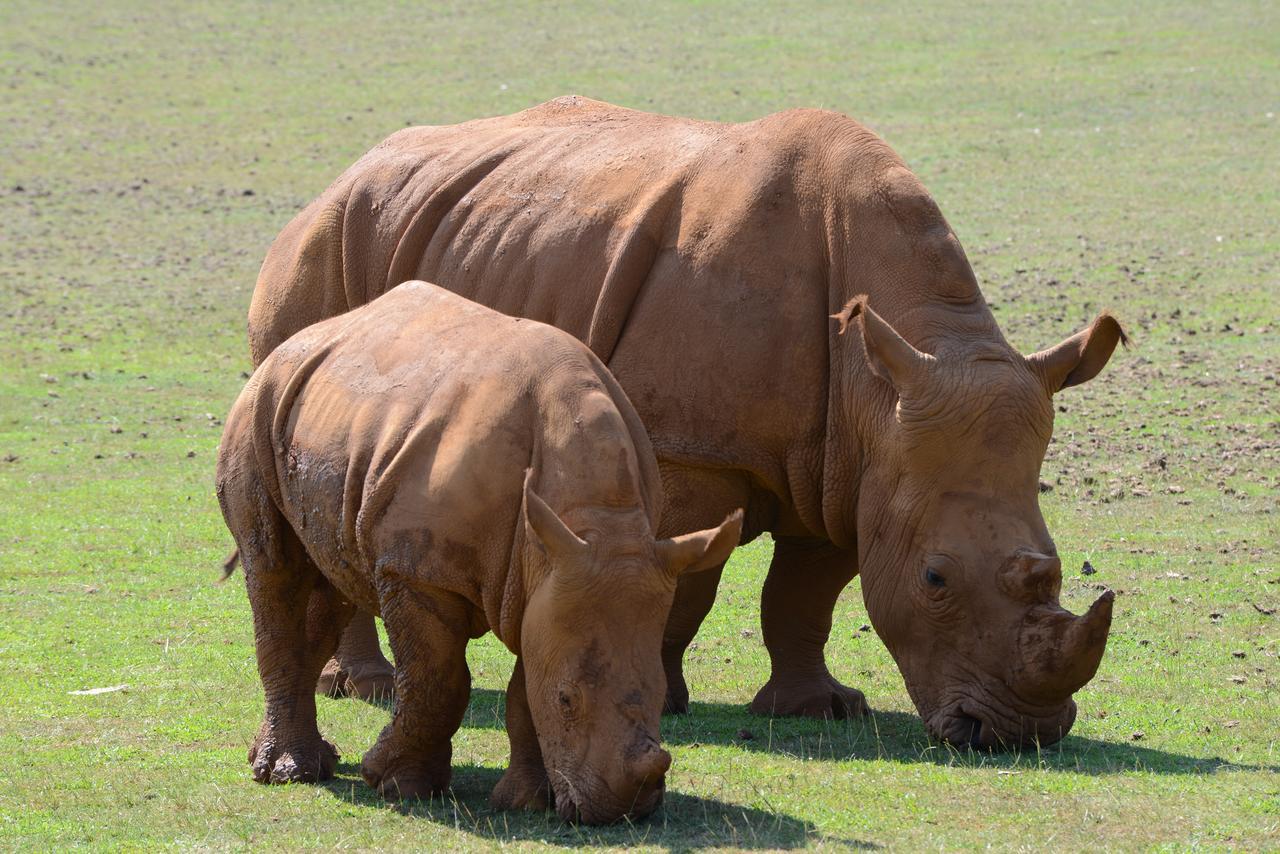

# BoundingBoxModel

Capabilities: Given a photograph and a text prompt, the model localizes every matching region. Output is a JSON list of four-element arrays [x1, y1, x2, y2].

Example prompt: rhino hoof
[[316, 657, 396, 702], [363, 764, 449, 801], [490, 766, 551, 812], [662, 671, 691, 715], [361, 741, 450, 801], [249, 733, 338, 784], [749, 677, 871, 720]]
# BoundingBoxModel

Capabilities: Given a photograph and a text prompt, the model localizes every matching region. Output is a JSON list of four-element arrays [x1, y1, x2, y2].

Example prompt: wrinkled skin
[[216, 282, 741, 822], [248, 97, 1123, 743], [834, 299, 1121, 746]]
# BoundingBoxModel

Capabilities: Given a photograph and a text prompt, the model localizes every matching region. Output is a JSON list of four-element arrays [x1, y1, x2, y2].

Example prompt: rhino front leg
[[361, 582, 471, 801], [490, 658, 551, 812], [660, 563, 726, 714], [655, 465, 749, 714], [315, 610, 396, 702], [750, 536, 869, 719]]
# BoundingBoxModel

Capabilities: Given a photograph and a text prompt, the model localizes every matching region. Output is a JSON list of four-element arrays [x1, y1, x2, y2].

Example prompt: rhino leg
[[490, 658, 551, 812], [315, 610, 396, 702], [655, 466, 751, 713], [660, 562, 727, 714], [361, 582, 471, 801], [750, 537, 870, 719], [242, 513, 354, 784]]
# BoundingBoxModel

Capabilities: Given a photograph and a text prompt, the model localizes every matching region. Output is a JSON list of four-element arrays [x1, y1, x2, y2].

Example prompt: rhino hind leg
[[315, 610, 396, 702], [491, 658, 551, 812], [361, 581, 472, 801], [749, 537, 870, 720], [238, 497, 355, 784]]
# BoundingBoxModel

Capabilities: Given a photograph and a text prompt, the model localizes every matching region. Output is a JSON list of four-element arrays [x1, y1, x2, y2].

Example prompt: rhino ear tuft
[[657, 509, 743, 578], [523, 471, 587, 561], [1028, 312, 1128, 393], [831, 295, 866, 336]]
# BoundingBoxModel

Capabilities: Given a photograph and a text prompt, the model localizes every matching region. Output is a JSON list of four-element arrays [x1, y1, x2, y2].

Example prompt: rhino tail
[[218, 547, 241, 583]]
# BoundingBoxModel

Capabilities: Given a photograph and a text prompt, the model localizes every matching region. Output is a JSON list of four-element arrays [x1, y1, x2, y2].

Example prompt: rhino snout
[[547, 736, 670, 824], [612, 739, 670, 819], [629, 741, 672, 782], [931, 699, 1078, 750]]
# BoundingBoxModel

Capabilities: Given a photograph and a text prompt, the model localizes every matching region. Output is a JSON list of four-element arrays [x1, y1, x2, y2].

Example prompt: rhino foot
[[361, 739, 451, 801], [248, 729, 338, 784], [749, 674, 871, 720], [316, 656, 396, 702], [662, 671, 690, 715], [490, 765, 551, 812]]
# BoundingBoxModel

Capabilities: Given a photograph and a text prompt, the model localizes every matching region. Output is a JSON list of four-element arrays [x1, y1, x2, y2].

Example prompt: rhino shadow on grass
[[448, 688, 1277, 778], [320, 760, 878, 850]]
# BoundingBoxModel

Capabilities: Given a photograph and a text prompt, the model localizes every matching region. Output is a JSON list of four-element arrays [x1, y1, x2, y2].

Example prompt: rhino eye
[[556, 682, 582, 721], [924, 567, 947, 588]]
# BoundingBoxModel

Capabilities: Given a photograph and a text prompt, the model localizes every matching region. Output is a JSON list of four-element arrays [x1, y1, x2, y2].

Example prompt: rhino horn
[[999, 551, 1063, 602], [1055, 589, 1115, 695], [1018, 589, 1115, 701]]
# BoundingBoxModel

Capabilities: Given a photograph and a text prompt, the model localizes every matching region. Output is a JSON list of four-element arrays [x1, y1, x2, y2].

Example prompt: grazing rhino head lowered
[[518, 482, 740, 820], [833, 298, 1124, 747]]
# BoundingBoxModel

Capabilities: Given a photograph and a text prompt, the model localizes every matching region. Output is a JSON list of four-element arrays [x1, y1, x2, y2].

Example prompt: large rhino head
[[519, 481, 742, 823], [835, 297, 1125, 749]]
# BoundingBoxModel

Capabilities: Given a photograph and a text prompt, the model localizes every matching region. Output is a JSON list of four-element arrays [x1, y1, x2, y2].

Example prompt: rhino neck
[[817, 159, 1010, 547]]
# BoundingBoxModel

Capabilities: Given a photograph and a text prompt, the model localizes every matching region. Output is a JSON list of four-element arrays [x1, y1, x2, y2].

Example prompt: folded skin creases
[[216, 281, 740, 823]]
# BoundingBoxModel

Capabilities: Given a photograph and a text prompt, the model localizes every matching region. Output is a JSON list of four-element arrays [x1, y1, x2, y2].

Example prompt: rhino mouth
[[930, 698, 1077, 750], [548, 767, 665, 824], [947, 712, 987, 749]]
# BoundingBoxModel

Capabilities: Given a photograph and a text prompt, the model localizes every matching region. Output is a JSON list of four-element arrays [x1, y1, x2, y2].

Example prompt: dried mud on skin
[[2, 12, 1277, 843]]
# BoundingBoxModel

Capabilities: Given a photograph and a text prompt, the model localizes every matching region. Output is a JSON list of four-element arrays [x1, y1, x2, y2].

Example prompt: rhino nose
[[630, 743, 672, 782], [955, 713, 986, 749]]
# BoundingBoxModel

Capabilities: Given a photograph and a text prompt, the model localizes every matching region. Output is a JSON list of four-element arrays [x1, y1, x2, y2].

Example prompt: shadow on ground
[[346, 687, 1276, 777], [321, 760, 876, 850], [317, 687, 1274, 846]]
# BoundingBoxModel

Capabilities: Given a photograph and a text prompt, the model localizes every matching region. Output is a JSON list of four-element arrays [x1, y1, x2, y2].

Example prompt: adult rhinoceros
[[248, 96, 1123, 748]]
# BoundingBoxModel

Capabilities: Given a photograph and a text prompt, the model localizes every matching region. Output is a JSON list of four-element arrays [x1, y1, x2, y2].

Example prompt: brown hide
[[216, 282, 740, 821], [250, 96, 896, 542], [250, 97, 1123, 747]]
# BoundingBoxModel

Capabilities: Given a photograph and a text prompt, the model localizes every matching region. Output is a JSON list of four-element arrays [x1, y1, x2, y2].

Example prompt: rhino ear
[[1028, 313, 1128, 394], [832, 295, 933, 391], [656, 509, 743, 577], [523, 472, 588, 561]]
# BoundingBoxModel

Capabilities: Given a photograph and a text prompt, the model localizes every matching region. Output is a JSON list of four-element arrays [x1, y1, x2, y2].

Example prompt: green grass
[[1, 0, 1277, 849]]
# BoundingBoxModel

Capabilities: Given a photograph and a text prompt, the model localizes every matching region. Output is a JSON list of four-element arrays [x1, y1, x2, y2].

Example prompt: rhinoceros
[[215, 281, 741, 822], [248, 96, 1123, 748]]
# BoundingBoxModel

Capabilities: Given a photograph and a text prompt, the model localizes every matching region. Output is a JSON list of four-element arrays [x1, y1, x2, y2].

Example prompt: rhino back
[[254, 98, 987, 541], [247, 282, 657, 637]]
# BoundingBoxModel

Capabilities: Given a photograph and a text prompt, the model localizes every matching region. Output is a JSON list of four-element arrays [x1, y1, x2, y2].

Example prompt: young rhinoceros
[[215, 281, 741, 823]]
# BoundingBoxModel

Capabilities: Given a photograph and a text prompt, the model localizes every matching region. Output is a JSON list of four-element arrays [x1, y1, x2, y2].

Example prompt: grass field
[[1, 0, 1277, 849]]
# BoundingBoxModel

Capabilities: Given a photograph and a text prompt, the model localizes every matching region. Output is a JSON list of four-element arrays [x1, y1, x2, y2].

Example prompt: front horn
[[1054, 590, 1115, 695], [1015, 590, 1115, 701]]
